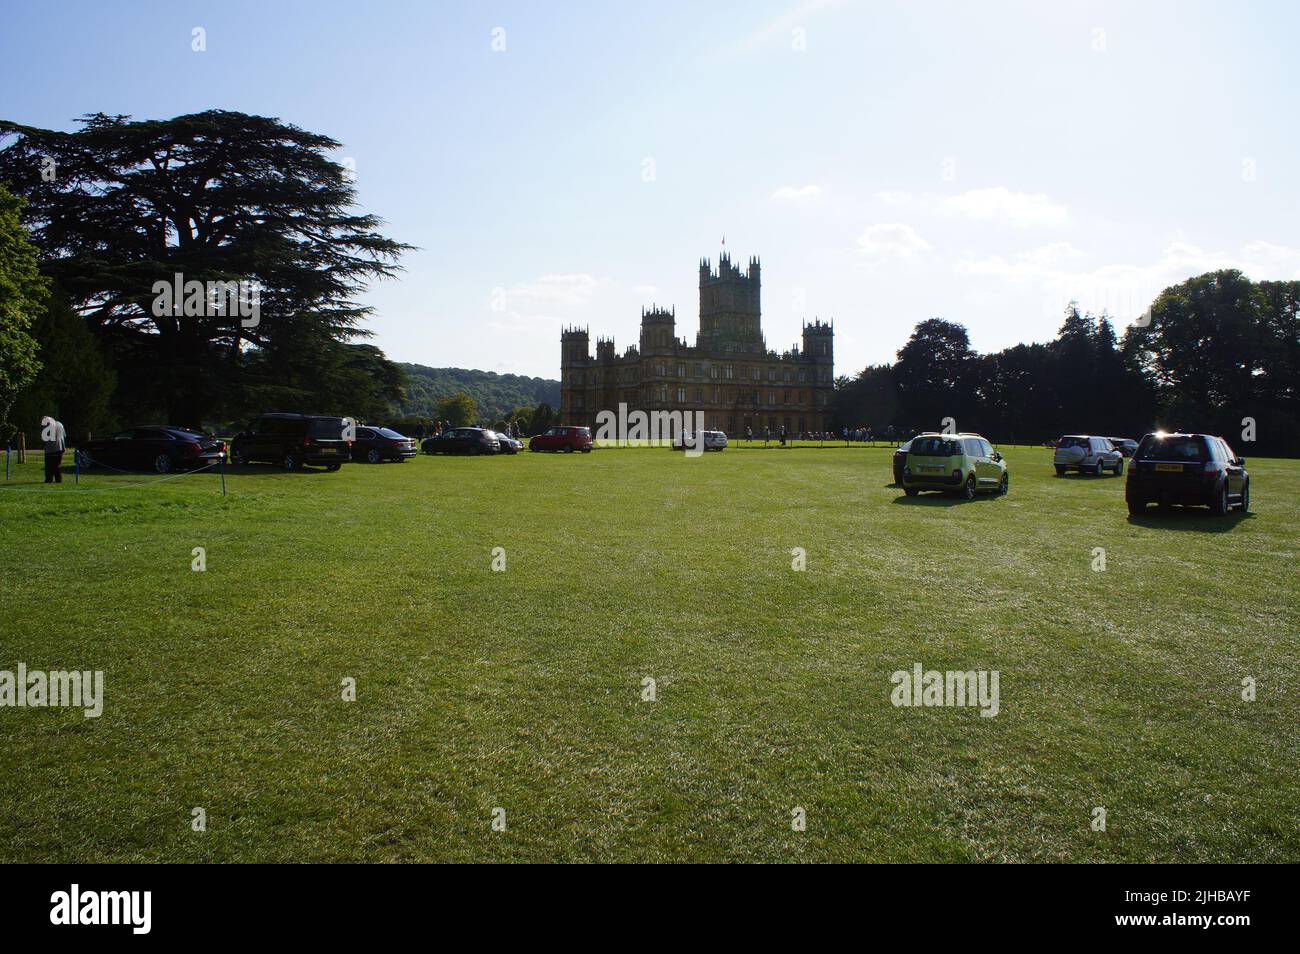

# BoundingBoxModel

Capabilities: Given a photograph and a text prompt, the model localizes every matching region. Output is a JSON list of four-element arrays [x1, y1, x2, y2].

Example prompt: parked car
[[351, 426, 417, 463], [229, 413, 351, 471], [1053, 435, 1124, 476], [671, 430, 728, 451], [1125, 432, 1249, 516], [421, 427, 500, 456], [1106, 437, 1139, 458], [78, 426, 226, 474], [493, 431, 524, 455], [902, 433, 1008, 499], [529, 426, 593, 453], [893, 432, 940, 484]]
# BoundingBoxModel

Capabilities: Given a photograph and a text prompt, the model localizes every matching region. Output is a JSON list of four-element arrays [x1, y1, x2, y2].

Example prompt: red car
[[529, 426, 593, 453]]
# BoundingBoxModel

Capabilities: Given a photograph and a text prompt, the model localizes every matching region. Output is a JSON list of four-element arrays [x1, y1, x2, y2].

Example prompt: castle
[[559, 253, 835, 436]]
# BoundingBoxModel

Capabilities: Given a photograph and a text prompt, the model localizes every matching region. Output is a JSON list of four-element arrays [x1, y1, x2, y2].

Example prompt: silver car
[[1054, 435, 1123, 476]]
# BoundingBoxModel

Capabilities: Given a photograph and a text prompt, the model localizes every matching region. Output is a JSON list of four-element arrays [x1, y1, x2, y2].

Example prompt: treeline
[[394, 365, 559, 425], [832, 271, 1299, 456]]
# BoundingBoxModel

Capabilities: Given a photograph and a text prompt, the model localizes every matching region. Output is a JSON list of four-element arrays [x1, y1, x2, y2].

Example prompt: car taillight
[[303, 435, 311, 448], [952, 469, 961, 479], [182, 441, 201, 455]]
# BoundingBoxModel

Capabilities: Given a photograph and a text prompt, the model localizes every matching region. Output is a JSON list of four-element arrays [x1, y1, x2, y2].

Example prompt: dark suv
[[1126, 432, 1250, 516], [230, 413, 352, 471]]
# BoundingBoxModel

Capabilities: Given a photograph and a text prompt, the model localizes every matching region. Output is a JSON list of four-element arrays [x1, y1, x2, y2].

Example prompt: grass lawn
[[0, 444, 1296, 863]]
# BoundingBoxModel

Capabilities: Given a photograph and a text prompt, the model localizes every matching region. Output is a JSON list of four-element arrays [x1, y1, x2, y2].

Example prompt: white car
[[1054, 435, 1123, 476], [672, 430, 728, 451]]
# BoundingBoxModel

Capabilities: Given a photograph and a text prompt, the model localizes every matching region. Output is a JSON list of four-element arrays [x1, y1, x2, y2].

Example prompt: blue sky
[[3, 0, 1298, 379]]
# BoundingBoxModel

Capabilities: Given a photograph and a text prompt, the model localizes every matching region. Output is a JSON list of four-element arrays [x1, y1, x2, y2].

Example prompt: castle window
[[694, 363, 703, 377], [751, 367, 760, 381], [656, 363, 666, 376], [783, 369, 792, 382], [712, 387, 719, 403], [677, 364, 685, 377], [695, 386, 703, 402], [798, 370, 806, 383], [767, 368, 776, 382], [725, 365, 733, 379], [709, 366, 718, 379], [660, 385, 668, 402], [676, 388, 686, 403], [821, 342, 829, 356]]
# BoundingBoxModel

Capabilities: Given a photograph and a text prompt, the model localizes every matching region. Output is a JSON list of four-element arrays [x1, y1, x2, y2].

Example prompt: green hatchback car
[[902, 433, 1008, 499]]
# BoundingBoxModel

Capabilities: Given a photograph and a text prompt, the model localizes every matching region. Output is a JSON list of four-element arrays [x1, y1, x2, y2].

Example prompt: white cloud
[[719, 0, 846, 58], [955, 238, 1300, 329], [857, 223, 932, 264], [505, 273, 598, 309], [771, 184, 823, 201], [936, 187, 1070, 228], [875, 189, 913, 207], [631, 284, 659, 297]]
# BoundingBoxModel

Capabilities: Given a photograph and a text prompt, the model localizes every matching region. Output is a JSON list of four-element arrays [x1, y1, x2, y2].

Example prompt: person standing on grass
[[41, 415, 66, 483]]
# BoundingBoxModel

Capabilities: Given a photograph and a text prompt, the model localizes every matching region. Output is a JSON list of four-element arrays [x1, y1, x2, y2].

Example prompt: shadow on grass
[[1126, 508, 1255, 532], [891, 491, 1003, 507]]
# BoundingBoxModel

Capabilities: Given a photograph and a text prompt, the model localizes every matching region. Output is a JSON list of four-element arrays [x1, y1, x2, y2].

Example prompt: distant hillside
[[395, 364, 560, 423]]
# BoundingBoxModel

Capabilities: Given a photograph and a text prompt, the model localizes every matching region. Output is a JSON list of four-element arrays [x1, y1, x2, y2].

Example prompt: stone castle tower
[[559, 252, 834, 436]]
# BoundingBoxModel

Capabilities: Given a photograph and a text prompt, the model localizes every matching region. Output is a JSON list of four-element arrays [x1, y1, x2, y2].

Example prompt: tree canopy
[[0, 110, 412, 426]]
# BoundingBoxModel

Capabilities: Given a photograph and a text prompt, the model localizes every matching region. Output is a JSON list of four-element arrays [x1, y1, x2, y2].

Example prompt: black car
[[230, 413, 352, 471], [421, 427, 500, 456], [352, 426, 418, 463], [1126, 432, 1250, 516], [1106, 437, 1139, 457], [78, 426, 226, 474]]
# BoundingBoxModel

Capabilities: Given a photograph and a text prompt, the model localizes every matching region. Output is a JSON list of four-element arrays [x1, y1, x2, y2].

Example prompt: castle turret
[[802, 318, 834, 363], [698, 252, 762, 352], [561, 325, 590, 367], [639, 305, 676, 354]]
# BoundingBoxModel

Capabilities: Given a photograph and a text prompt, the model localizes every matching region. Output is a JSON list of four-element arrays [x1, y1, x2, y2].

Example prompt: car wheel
[[1054, 465, 1066, 476], [564, 444, 574, 453], [154, 454, 174, 474], [904, 487, 919, 497], [366, 449, 382, 464], [1211, 482, 1229, 516], [283, 453, 301, 471], [1239, 481, 1250, 512], [1093, 460, 1104, 476], [230, 447, 246, 465], [581, 447, 591, 453], [998, 473, 1008, 495], [1114, 459, 1124, 477], [962, 474, 976, 500], [325, 462, 342, 472]]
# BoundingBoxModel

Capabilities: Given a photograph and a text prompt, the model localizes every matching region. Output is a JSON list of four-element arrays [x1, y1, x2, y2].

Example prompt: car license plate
[[321, 448, 337, 454], [1155, 463, 1182, 472], [921, 465, 941, 473]]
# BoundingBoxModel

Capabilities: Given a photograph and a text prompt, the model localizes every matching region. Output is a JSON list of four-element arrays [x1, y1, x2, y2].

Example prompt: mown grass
[[0, 445, 1296, 862]]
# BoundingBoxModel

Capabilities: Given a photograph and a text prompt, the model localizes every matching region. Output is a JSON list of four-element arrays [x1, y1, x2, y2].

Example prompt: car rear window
[[1057, 436, 1089, 449], [375, 428, 405, 439], [910, 437, 959, 457], [308, 418, 346, 439], [1136, 436, 1206, 462]]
